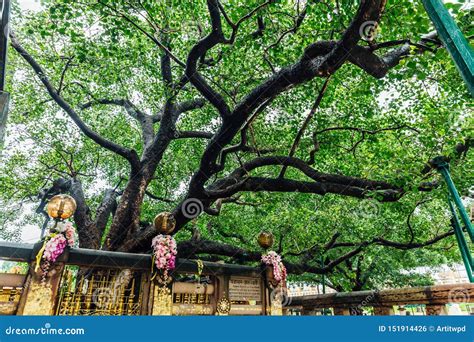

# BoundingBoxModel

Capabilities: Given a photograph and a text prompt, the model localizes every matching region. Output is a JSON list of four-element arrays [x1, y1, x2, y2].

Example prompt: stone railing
[[288, 283, 474, 315], [0, 241, 283, 316]]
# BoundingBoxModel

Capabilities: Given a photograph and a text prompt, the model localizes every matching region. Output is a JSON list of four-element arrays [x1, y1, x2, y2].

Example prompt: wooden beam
[[290, 283, 474, 309], [0, 273, 26, 287]]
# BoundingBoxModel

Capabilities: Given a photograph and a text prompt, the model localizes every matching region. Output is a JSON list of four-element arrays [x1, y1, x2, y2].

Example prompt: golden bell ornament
[[46, 194, 77, 220], [257, 231, 274, 250], [154, 212, 176, 235]]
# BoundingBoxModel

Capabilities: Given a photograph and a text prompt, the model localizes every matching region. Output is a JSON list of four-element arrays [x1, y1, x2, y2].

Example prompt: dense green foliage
[[0, 0, 472, 290]]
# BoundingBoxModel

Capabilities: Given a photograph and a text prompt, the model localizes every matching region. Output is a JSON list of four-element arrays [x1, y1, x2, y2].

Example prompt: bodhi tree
[[1, 0, 472, 282]]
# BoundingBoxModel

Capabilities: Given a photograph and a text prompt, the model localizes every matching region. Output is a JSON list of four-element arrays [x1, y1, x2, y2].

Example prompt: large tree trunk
[[106, 133, 172, 250], [106, 171, 150, 250], [70, 179, 101, 249]]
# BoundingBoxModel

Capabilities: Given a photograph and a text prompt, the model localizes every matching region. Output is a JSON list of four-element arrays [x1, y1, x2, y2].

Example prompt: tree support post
[[422, 0, 474, 96], [0, 0, 10, 150], [432, 156, 474, 282]]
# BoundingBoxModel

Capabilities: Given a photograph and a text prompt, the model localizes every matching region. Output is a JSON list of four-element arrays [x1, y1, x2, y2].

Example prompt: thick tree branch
[[279, 77, 330, 178], [10, 33, 140, 171], [184, 0, 231, 117], [94, 188, 120, 238], [69, 178, 100, 249], [173, 130, 214, 139], [79, 98, 155, 148]]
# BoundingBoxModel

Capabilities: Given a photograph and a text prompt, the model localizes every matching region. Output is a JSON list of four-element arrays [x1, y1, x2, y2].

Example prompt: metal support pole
[[0, 0, 10, 91], [433, 157, 474, 243], [422, 0, 474, 96], [432, 156, 474, 283], [448, 197, 474, 282]]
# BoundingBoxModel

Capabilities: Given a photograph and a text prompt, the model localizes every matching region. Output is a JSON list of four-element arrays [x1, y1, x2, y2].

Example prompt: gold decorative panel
[[0, 286, 22, 315], [56, 267, 143, 316], [152, 286, 172, 315], [149, 278, 217, 316], [22, 283, 55, 315]]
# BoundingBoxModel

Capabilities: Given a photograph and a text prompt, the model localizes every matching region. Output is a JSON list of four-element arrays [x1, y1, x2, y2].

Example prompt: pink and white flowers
[[151, 235, 177, 277], [63, 221, 76, 247], [261, 251, 287, 284], [43, 234, 68, 263], [36, 220, 77, 282]]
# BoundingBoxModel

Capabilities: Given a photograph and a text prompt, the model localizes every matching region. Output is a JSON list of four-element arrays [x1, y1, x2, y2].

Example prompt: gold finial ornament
[[257, 231, 274, 250], [153, 212, 176, 235], [46, 194, 77, 220]]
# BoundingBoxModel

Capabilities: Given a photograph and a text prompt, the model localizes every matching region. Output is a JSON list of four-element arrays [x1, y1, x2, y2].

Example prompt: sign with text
[[229, 277, 261, 302]]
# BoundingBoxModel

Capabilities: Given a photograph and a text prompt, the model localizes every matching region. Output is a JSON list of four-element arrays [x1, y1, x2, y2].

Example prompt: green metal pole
[[448, 197, 474, 280], [422, 0, 474, 96], [452, 227, 474, 282], [434, 159, 474, 243]]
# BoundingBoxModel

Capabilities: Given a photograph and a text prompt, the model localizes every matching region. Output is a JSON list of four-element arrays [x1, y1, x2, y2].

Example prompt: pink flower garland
[[43, 234, 68, 263], [151, 235, 177, 277], [37, 221, 76, 283], [261, 251, 287, 284]]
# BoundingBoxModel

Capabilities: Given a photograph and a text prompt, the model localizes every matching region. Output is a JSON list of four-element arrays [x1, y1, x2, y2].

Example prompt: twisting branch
[[10, 32, 140, 171], [312, 123, 420, 156], [184, 0, 231, 117], [216, 97, 274, 171], [173, 131, 214, 139], [251, 16, 265, 38], [79, 98, 155, 148], [263, 1, 308, 72], [57, 57, 74, 95], [203, 195, 262, 216], [179, 1, 389, 212], [218, 0, 275, 44], [207, 155, 403, 199], [96, 0, 185, 67], [279, 77, 330, 178], [406, 198, 432, 243], [145, 191, 174, 203]]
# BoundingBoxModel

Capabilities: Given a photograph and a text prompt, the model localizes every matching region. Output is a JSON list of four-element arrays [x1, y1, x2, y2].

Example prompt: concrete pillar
[[373, 305, 394, 315], [426, 304, 448, 315], [333, 307, 350, 315]]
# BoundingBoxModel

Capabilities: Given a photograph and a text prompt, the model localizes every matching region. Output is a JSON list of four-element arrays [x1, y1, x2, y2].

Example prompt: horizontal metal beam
[[0, 241, 34, 261], [0, 241, 261, 277]]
